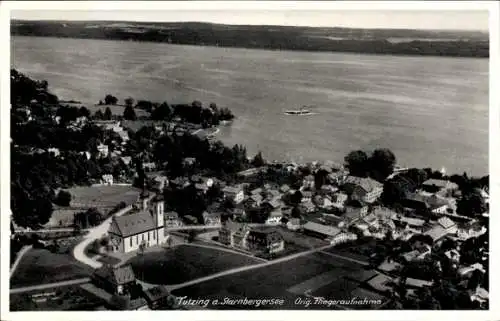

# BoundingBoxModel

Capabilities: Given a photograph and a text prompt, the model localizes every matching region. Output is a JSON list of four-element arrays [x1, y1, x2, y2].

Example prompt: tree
[[54, 190, 72, 206], [123, 105, 137, 120], [151, 102, 171, 121], [404, 168, 428, 187], [94, 109, 104, 120], [104, 107, 113, 120], [456, 191, 486, 217], [104, 94, 118, 105], [369, 148, 396, 181], [78, 106, 91, 118], [252, 151, 265, 167], [344, 150, 369, 177], [124, 97, 135, 108], [291, 206, 302, 218]]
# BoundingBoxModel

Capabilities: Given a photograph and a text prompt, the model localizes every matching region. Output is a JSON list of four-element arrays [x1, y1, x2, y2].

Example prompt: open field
[[66, 185, 141, 209], [128, 244, 263, 285], [171, 251, 371, 309], [10, 248, 93, 288], [10, 283, 106, 311], [45, 208, 79, 228]]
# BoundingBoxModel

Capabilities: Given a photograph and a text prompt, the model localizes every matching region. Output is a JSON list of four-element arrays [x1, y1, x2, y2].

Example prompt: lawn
[[45, 208, 80, 228], [127, 245, 262, 285], [10, 248, 93, 288], [66, 185, 141, 209], [10, 284, 106, 311], [171, 251, 368, 310]]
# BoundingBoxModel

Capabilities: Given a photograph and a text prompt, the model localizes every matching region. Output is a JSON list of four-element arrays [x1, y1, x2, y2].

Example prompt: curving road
[[10, 245, 33, 278], [72, 206, 132, 269]]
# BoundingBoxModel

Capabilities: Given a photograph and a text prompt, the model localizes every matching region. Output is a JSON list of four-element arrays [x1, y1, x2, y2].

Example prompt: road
[[10, 278, 91, 294], [72, 206, 132, 269], [10, 245, 33, 278], [15, 227, 90, 234], [166, 242, 368, 292]]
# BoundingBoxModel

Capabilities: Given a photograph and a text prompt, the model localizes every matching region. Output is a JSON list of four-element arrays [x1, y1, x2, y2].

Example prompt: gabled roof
[[111, 211, 156, 237], [343, 176, 383, 193], [422, 179, 450, 188], [223, 185, 243, 194], [94, 264, 136, 285], [251, 188, 263, 195], [438, 217, 456, 229], [143, 286, 170, 303], [302, 221, 341, 237], [264, 198, 281, 209]]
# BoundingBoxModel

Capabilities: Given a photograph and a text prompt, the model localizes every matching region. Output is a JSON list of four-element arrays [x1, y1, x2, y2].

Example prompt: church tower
[[152, 195, 165, 244]]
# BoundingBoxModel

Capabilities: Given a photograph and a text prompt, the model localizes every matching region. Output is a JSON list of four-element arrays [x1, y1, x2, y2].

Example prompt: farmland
[[66, 185, 141, 210], [10, 248, 93, 288], [171, 251, 375, 309], [128, 244, 262, 285]]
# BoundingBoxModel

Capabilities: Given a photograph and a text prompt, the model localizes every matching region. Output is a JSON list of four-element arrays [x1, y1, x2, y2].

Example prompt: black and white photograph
[[1, 1, 498, 319]]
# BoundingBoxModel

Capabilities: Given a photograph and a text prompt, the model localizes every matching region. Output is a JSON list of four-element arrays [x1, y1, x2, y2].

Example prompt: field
[[45, 208, 79, 228], [10, 284, 106, 311], [66, 185, 141, 210], [127, 244, 262, 285], [10, 248, 93, 288], [171, 251, 377, 310]]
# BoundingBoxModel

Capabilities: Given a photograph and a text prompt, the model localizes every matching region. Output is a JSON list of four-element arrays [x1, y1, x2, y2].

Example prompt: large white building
[[108, 195, 166, 253]]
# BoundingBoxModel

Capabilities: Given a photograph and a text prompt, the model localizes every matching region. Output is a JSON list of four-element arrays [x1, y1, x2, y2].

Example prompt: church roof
[[111, 211, 156, 237]]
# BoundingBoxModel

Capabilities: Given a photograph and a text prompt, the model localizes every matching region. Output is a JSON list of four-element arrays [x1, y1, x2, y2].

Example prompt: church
[[108, 193, 166, 253]]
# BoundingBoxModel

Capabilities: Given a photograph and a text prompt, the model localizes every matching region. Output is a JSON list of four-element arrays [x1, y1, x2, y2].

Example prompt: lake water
[[11, 36, 489, 176]]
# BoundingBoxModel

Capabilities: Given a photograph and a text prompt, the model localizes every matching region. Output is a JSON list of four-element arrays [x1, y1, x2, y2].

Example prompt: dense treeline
[[11, 21, 488, 58]]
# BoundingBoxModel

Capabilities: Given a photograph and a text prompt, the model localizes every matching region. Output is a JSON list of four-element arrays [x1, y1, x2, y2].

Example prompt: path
[[72, 206, 133, 269], [181, 243, 268, 263], [10, 278, 91, 294], [15, 227, 90, 234], [10, 245, 33, 278]]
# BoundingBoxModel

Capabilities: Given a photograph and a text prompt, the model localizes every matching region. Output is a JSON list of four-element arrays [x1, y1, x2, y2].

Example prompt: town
[[9, 70, 489, 311]]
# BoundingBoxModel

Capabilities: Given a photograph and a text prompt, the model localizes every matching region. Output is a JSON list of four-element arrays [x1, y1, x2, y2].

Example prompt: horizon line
[[11, 19, 490, 33]]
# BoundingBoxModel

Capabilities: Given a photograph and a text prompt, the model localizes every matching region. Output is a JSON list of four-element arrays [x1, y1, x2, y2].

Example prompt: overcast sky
[[11, 9, 489, 31]]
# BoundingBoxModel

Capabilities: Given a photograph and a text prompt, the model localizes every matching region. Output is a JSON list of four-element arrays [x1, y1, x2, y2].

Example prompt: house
[[341, 206, 369, 226], [302, 175, 315, 189], [143, 286, 171, 310], [101, 174, 114, 186], [327, 232, 357, 245], [331, 192, 348, 208], [403, 193, 449, 214], [247, 228, 285, 254], [401, 245, 431, 262], [251, 188, 263, 195], [97, 143, 109, 158], [280, 184, 291, 194], [421, 178, 458, 195], [302, 221, 341, 240], [92, 264, 137, 295], [393, 215, 426, 232], [219, 220, 252, 250], [108, 196, 166, 253], [143, 162, 157, 172], [300, 201, 316, 213], [170, 177, 191, 189], [183, 215, 198, 225], [121, 156, 132, 166], [263, 198, 282, 211], [164, 211, 182, 228], [182, 157, 197, 168], [424, 225, 450, 243], [151, 175, 168, 192], [267, 189, 281, 199], [47, 147, 60, 157], [342, 176, 384, 204], [223, 185, 245, 204], [470, 287, 489, 305], [301, 191, 313, 203], [444, 249, 461, 266], [437, 216, 457, 234], [320, 184, 338, 194], [458, 263, 486, 277], [397, 277, 434, 288], [194, 183, 210, 194], [327, 171, 347, 185], [456, 223, 487, 241], [266, 210, 283, 225], [203, 212, 221, 226], [230, 207, 247, 220], [250, 194, 263, 206], [286, 218, 302, 231]]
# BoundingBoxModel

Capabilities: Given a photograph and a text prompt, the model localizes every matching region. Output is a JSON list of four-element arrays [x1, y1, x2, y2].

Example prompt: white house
[[266, 210, 283, 225], [101, 174, 114, 186], [223, 185, 245, 204], [97, 143, 109, 158], [108, 196, 166, 253]]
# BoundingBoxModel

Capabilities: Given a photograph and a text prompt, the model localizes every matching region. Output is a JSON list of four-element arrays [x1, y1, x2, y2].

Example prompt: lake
[[11, 36, 489, 176]]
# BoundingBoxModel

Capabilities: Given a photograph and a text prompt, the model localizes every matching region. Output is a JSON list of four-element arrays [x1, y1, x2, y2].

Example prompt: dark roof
[[112, 211, 156, 237], [94, 264, 136, 285], [143, 286, 170, 302], [248, 228, 283, 243], [302, 221, 341, 237]]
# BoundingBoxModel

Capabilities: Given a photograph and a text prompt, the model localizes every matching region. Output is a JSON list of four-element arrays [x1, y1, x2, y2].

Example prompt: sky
[[11, 9, 489, 31]]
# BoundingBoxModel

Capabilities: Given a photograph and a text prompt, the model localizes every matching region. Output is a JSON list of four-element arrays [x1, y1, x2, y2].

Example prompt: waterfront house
[[247, 228, 285, 254], [101, 174, 114, 186], [108, 196, 166, 253], [92, 264, 137, 295], [203, 211, 221, 226], [342, 176, 384, 204], [223, 185, 245, 204]]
